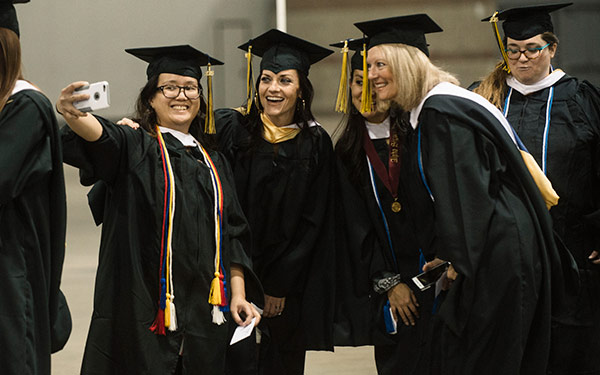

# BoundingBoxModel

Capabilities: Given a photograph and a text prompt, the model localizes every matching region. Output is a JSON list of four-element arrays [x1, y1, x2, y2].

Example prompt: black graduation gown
[[410, 84, 576, 375], [0, 88, 70, 374], [61, 118, 257, 375], [335, 121, 435, 375], [503, 74, 600, 373], [215, 108, 335, 352]]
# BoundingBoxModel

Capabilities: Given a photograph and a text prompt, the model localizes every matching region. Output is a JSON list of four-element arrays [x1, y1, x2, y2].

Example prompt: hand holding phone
[[74, 81, 110, 112], [412, 261, 450, 291]]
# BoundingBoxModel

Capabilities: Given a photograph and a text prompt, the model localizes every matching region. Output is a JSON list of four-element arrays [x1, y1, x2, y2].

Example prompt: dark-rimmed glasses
[[505, 43, 551, 60], [157, 85, 201, 100]]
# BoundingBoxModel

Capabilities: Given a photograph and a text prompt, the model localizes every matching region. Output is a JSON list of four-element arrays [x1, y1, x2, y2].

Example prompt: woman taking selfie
[[57, 45, 261, 375]]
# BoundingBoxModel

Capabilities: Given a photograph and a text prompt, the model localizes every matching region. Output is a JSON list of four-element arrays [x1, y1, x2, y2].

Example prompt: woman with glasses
[[473, 4, 600, 374], [214, 30, 335, 375], [56, 45, 261, 375]]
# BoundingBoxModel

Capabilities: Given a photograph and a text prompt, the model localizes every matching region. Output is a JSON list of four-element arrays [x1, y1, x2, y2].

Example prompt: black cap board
[[354, 14, 442, 57], [330, 38, 367, 72], [482, 3, 572, 40], [238, 29, 333, 76], [125, 45, 224, 81], [0, 0, 28, 37]]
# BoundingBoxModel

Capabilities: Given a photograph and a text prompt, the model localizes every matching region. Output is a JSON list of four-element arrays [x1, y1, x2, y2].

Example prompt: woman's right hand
[[56, 81, 91, 119], [116, 117, 140, 129]]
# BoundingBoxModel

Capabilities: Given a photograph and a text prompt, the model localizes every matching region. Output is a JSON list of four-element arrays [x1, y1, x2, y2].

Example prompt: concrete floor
[[51, 165, 378, 374]]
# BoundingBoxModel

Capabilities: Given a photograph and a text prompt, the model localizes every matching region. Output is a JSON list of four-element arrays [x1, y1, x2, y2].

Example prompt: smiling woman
[[214, 29, 335, 375], [55, 45, 262, 375]]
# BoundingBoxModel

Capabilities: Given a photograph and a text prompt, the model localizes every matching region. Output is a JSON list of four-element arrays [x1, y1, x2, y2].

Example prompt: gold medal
[[391, 201, 402, 212]]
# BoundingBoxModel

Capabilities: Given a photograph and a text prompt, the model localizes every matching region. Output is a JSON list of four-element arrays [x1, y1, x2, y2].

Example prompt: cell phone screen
[[412, 261, 449, 291]]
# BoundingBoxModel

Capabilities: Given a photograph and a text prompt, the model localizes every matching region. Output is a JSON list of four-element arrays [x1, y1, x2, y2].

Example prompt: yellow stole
[[261, 113, 300, 144]]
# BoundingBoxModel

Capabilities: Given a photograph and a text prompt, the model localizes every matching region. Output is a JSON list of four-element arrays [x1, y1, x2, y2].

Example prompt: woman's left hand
[[263, 295, 286, 318], [230, 295, 261, 327]]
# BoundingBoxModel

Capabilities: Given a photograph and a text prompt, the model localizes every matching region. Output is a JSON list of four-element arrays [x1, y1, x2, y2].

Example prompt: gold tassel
[[489, 12, 511, 75], [164, 293, 172, 328], [204, 63, 216, 134], [360, 42, 373, 113], [208, 272, 222, 305], [245, 46, 253, 115], [334, 40, 350, 113]]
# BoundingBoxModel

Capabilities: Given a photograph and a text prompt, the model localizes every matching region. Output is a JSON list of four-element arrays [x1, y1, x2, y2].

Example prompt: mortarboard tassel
[[245, 45, 254, 115], [360, 41, 373, 113], [204, 63, 216, 134], [489, 12, 512, 75], [334, 40, 350, 113]]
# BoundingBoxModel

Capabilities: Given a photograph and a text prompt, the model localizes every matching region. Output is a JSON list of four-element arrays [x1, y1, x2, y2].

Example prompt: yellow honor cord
[[245, 46, 253, 115], [334, 40, 350, 113], [489, 12, 512, 74], [204, 63, 216, 134], [360, 43, 373, 113]]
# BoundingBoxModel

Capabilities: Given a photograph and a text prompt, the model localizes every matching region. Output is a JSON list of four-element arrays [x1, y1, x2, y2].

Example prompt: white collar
[[408, 81, 516, 145], [11, 80, 38, 95], [365, 116, 391, 139], [506, 69, 565, 96], [158, 126, 200, 148], [278, 119, 320, 129]]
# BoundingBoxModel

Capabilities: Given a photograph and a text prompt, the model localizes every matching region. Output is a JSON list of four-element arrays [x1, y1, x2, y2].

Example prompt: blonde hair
[[473, 61, 508, 109], [375, 44, 459, 112], [0, 27, 23, 112]]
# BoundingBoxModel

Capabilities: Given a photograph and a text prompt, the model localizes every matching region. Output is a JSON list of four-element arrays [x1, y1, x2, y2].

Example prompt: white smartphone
[[74, 81, 110, 112], [412, 261, 450, 291]]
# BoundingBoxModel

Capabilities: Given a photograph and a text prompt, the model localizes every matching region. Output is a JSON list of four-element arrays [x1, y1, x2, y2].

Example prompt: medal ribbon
[[362, 125, 402, 202]]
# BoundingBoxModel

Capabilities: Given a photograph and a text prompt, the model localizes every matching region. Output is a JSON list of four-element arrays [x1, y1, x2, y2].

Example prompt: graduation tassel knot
[[334, 40, 350, 113]]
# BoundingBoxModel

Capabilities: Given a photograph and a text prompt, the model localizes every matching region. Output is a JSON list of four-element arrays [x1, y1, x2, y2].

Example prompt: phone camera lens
[[94, 92, 101, 101]]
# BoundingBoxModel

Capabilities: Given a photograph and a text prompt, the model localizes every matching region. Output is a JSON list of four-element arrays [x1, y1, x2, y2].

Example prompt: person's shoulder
[[215, 107, 247, 128], [9, 87, 53, 113]]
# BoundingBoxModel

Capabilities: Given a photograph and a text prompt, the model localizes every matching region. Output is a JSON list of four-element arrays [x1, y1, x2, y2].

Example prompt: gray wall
[[16, 0, 274, 120]]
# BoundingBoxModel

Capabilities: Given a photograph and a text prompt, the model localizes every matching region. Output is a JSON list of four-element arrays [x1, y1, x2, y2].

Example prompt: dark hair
[[242, 69, 316, 144], [474, 31, 559, 108], [0, 27, 22, 111], [133, 75, 215, 148], [334, 69, 409, 186]]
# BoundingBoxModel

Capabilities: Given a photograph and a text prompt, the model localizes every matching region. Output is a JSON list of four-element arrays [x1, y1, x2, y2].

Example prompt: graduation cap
[[329, 38, 367, 113], [353, 14, 443, 57], [482, 3, 572, 41], [237, 29, 333, 113], [482, 3, 571, 75], [351, 14, 442, 113], [125, 45, 224, 134], [0, 0, 29, 37]]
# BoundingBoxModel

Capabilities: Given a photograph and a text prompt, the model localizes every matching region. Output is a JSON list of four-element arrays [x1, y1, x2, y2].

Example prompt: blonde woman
[[355, 14, 577, 375]]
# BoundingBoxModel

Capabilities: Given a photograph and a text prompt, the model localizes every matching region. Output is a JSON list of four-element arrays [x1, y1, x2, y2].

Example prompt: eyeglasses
[[505, 43, 551, 60], [157, 85, 201, 100]]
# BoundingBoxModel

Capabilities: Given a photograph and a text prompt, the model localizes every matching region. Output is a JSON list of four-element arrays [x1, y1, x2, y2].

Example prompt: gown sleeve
[[578, 81, 600, 248]]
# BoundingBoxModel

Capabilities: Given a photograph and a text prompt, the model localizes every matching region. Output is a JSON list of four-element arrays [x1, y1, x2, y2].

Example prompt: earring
[[254, 93, 262, 113], [300, 98, 306, 112]]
